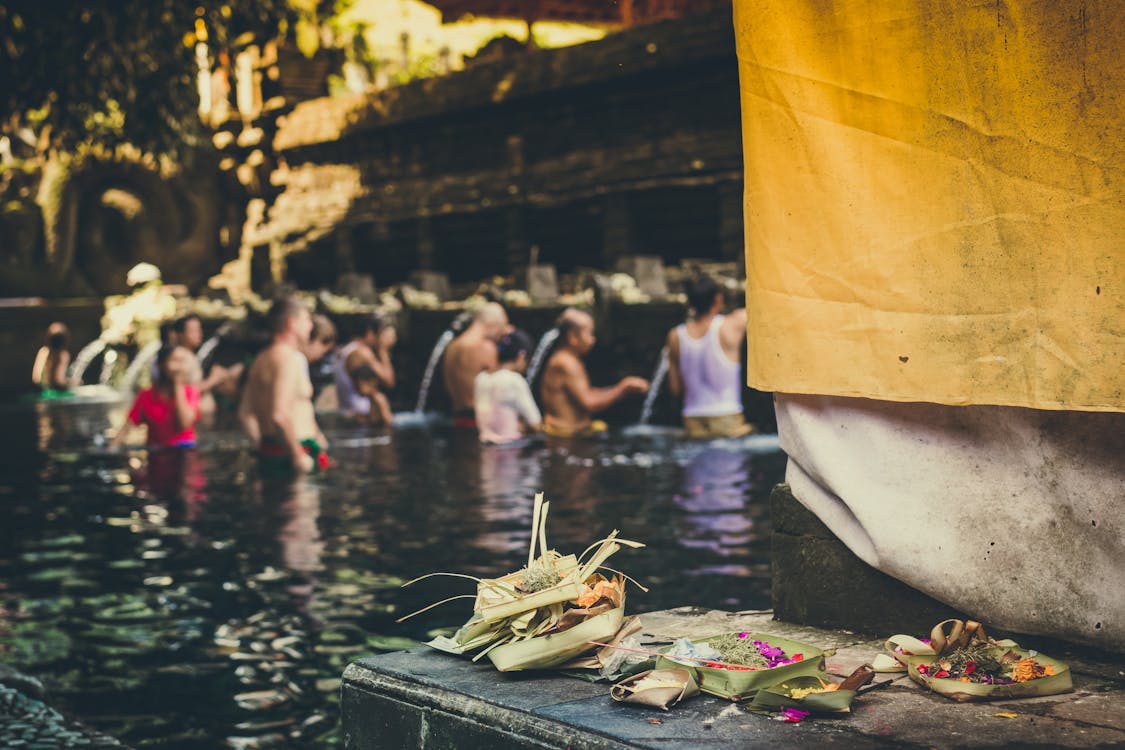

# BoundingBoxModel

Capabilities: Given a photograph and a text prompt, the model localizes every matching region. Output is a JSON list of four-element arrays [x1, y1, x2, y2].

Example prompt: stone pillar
[[336, 227, 356, 274], [504, 206, 526, 273], [717, 181, 745, 270], [601, 193, 631, 268], [416, 216, 434, 271]]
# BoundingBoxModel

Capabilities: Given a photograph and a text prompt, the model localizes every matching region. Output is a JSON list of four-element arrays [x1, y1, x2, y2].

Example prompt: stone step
[[342, 608, 1125, 749]]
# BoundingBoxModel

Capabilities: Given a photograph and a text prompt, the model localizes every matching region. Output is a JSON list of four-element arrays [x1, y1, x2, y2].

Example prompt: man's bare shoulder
[[546, 349, 582, 374]]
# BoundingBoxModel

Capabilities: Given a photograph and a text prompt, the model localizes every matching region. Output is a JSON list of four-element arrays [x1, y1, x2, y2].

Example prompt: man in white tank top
[[666, 275, 755, 438]]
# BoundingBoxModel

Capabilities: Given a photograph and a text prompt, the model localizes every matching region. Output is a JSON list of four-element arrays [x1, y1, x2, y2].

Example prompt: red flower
[[317, 451, 332, 471], [964, 661, 976, 675], [934, 670, 950, 679], [792, 653, 804, 662]]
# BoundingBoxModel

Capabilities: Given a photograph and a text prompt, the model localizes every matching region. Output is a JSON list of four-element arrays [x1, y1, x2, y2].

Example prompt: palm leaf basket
[[655, 632, 827, 701], [402, 492, 644, 672], [884, 619, 1073, 702], [749, 675, 858, 714]]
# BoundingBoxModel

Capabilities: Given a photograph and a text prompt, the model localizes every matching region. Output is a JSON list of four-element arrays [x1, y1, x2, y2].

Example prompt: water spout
[[525, 328, 559, 384], [118, 340, 163, 393], [98, 348, 119, 385], [637, 347, 670, 426], [196, 321, 233, 368], [414, 329, 456, 413], [69, 339, 108, 386]]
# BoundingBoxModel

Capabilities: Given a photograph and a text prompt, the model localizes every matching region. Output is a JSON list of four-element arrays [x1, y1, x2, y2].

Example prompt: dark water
[[0, 398, 785, 748]]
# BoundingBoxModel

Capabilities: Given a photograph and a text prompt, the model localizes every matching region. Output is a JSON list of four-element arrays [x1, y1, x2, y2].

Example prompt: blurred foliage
[[0, 1, 350, 159]]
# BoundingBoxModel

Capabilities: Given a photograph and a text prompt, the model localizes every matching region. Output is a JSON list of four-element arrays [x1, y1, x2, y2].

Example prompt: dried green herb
[[711, 634, 771, 669]]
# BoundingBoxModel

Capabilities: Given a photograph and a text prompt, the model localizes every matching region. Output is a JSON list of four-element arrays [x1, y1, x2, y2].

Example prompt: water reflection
[[0, 401, 785, 748]]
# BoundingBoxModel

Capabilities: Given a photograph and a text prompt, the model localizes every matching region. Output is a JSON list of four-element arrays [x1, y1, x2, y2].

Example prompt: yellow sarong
[[735, 0, 1124, 412]]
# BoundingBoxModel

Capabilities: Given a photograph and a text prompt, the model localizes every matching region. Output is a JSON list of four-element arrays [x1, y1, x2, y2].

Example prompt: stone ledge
[[342, 608, 1125, 749]]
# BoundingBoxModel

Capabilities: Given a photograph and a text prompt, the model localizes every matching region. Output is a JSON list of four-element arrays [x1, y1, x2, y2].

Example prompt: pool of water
[[0, 399, 786, 748]]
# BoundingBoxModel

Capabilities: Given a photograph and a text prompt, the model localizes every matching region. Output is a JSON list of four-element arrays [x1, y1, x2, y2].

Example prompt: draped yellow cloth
[[734, 0, 1124, 411]]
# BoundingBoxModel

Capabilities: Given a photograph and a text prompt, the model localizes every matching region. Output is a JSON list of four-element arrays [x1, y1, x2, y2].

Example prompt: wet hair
[[266, 296, 309, 335], [312, 314, 337, 344], [497, 329, 533, 364], [351, 364, 378, 384], [154, 344, 179, 383], [475, 302, 507, 328], [356, 314, 388, 339], [556, 309, 589, 341], [686, 274, 721, 315], [46, 323, 69, 351], [172, 314, 201, 334]]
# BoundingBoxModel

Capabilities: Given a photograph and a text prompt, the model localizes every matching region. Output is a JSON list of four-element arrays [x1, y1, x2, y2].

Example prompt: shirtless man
[[665, 274, 753, 438], [239, 297, 328, 474], [539, 310, 649, 437], [441, 302, 509, 427]]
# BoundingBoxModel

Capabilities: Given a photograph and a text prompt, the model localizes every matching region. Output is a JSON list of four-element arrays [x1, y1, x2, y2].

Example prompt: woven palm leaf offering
[[880, 619, 1072, 702], [749, 664, 875, 721], [399, 492, 645, 672], [655, 631, 828, 701]]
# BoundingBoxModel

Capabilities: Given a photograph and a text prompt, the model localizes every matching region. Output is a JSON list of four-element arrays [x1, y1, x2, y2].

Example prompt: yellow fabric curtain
[[734, 0, 1123, 411]]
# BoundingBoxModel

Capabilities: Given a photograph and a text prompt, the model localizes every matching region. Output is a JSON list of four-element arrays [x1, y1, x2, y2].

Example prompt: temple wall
[[265, 9, 745, 289]]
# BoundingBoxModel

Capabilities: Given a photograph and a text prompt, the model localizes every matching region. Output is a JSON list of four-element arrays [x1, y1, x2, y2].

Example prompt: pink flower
[[738, 632, 749, 639], [780, 708, 810, 723]]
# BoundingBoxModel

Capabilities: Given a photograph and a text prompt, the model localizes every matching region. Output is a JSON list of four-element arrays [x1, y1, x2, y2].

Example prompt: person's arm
[[473, 372, 490, 426], [270, 354, 313, 471], [31, 347, 48, 387], [172, 382, 199, 431], [237, 378, 260, 444], [720, 308, 748, 363], [561, 358, 647, 415], [372, 391, 393, 425], [111, 394, 144, 447], [51, 351, 71, 390], [664, 328, 683, 398], [371, 350, 395, 390], [199, 364, 227, 394], [512, 375, 542, 430]]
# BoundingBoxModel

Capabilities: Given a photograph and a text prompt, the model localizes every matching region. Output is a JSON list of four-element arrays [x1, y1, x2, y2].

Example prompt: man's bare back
[[238, 299, 323, 473], [442, 329, 497, 412], [441, 303, 509, 413]]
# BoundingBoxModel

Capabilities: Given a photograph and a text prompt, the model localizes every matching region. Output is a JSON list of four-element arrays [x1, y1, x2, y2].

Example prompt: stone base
[[771, 483, 961, 636], [342, 608, 1125, 749]]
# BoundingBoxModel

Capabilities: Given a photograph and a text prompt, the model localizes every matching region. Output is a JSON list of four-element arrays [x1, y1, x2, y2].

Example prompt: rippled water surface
[[0, 399, 785, 748]]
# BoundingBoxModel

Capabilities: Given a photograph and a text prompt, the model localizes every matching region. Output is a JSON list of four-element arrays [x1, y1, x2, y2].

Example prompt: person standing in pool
[[239, 297, 329, 474], [32, 322, 72, 392], [442, 302, 510, 428], [474, 329, 541, 444], [112, 345, 200, 448], [334, 315, 396, 419], [539, 310, 649, 437], [664, 274, 755, 439]]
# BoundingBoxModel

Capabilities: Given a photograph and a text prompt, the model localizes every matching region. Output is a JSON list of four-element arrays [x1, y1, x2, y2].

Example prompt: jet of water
[[525, 328, 559, 384], [414, 328, 456, 413], [98, 348, 119, 385], [196, 321, 234, 368], [118, 340, 163, 393], [637, 347, 670, 426], [69, 339, 108, 386]]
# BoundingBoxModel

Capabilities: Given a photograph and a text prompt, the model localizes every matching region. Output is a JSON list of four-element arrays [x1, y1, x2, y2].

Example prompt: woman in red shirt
[[113, 345, 201, 448]]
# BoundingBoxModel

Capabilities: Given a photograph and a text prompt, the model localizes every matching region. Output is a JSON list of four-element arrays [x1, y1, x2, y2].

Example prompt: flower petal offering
[[656, 631, 827, 701], [401, 492, 645, 672], [883, 619, 1072, 702]]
